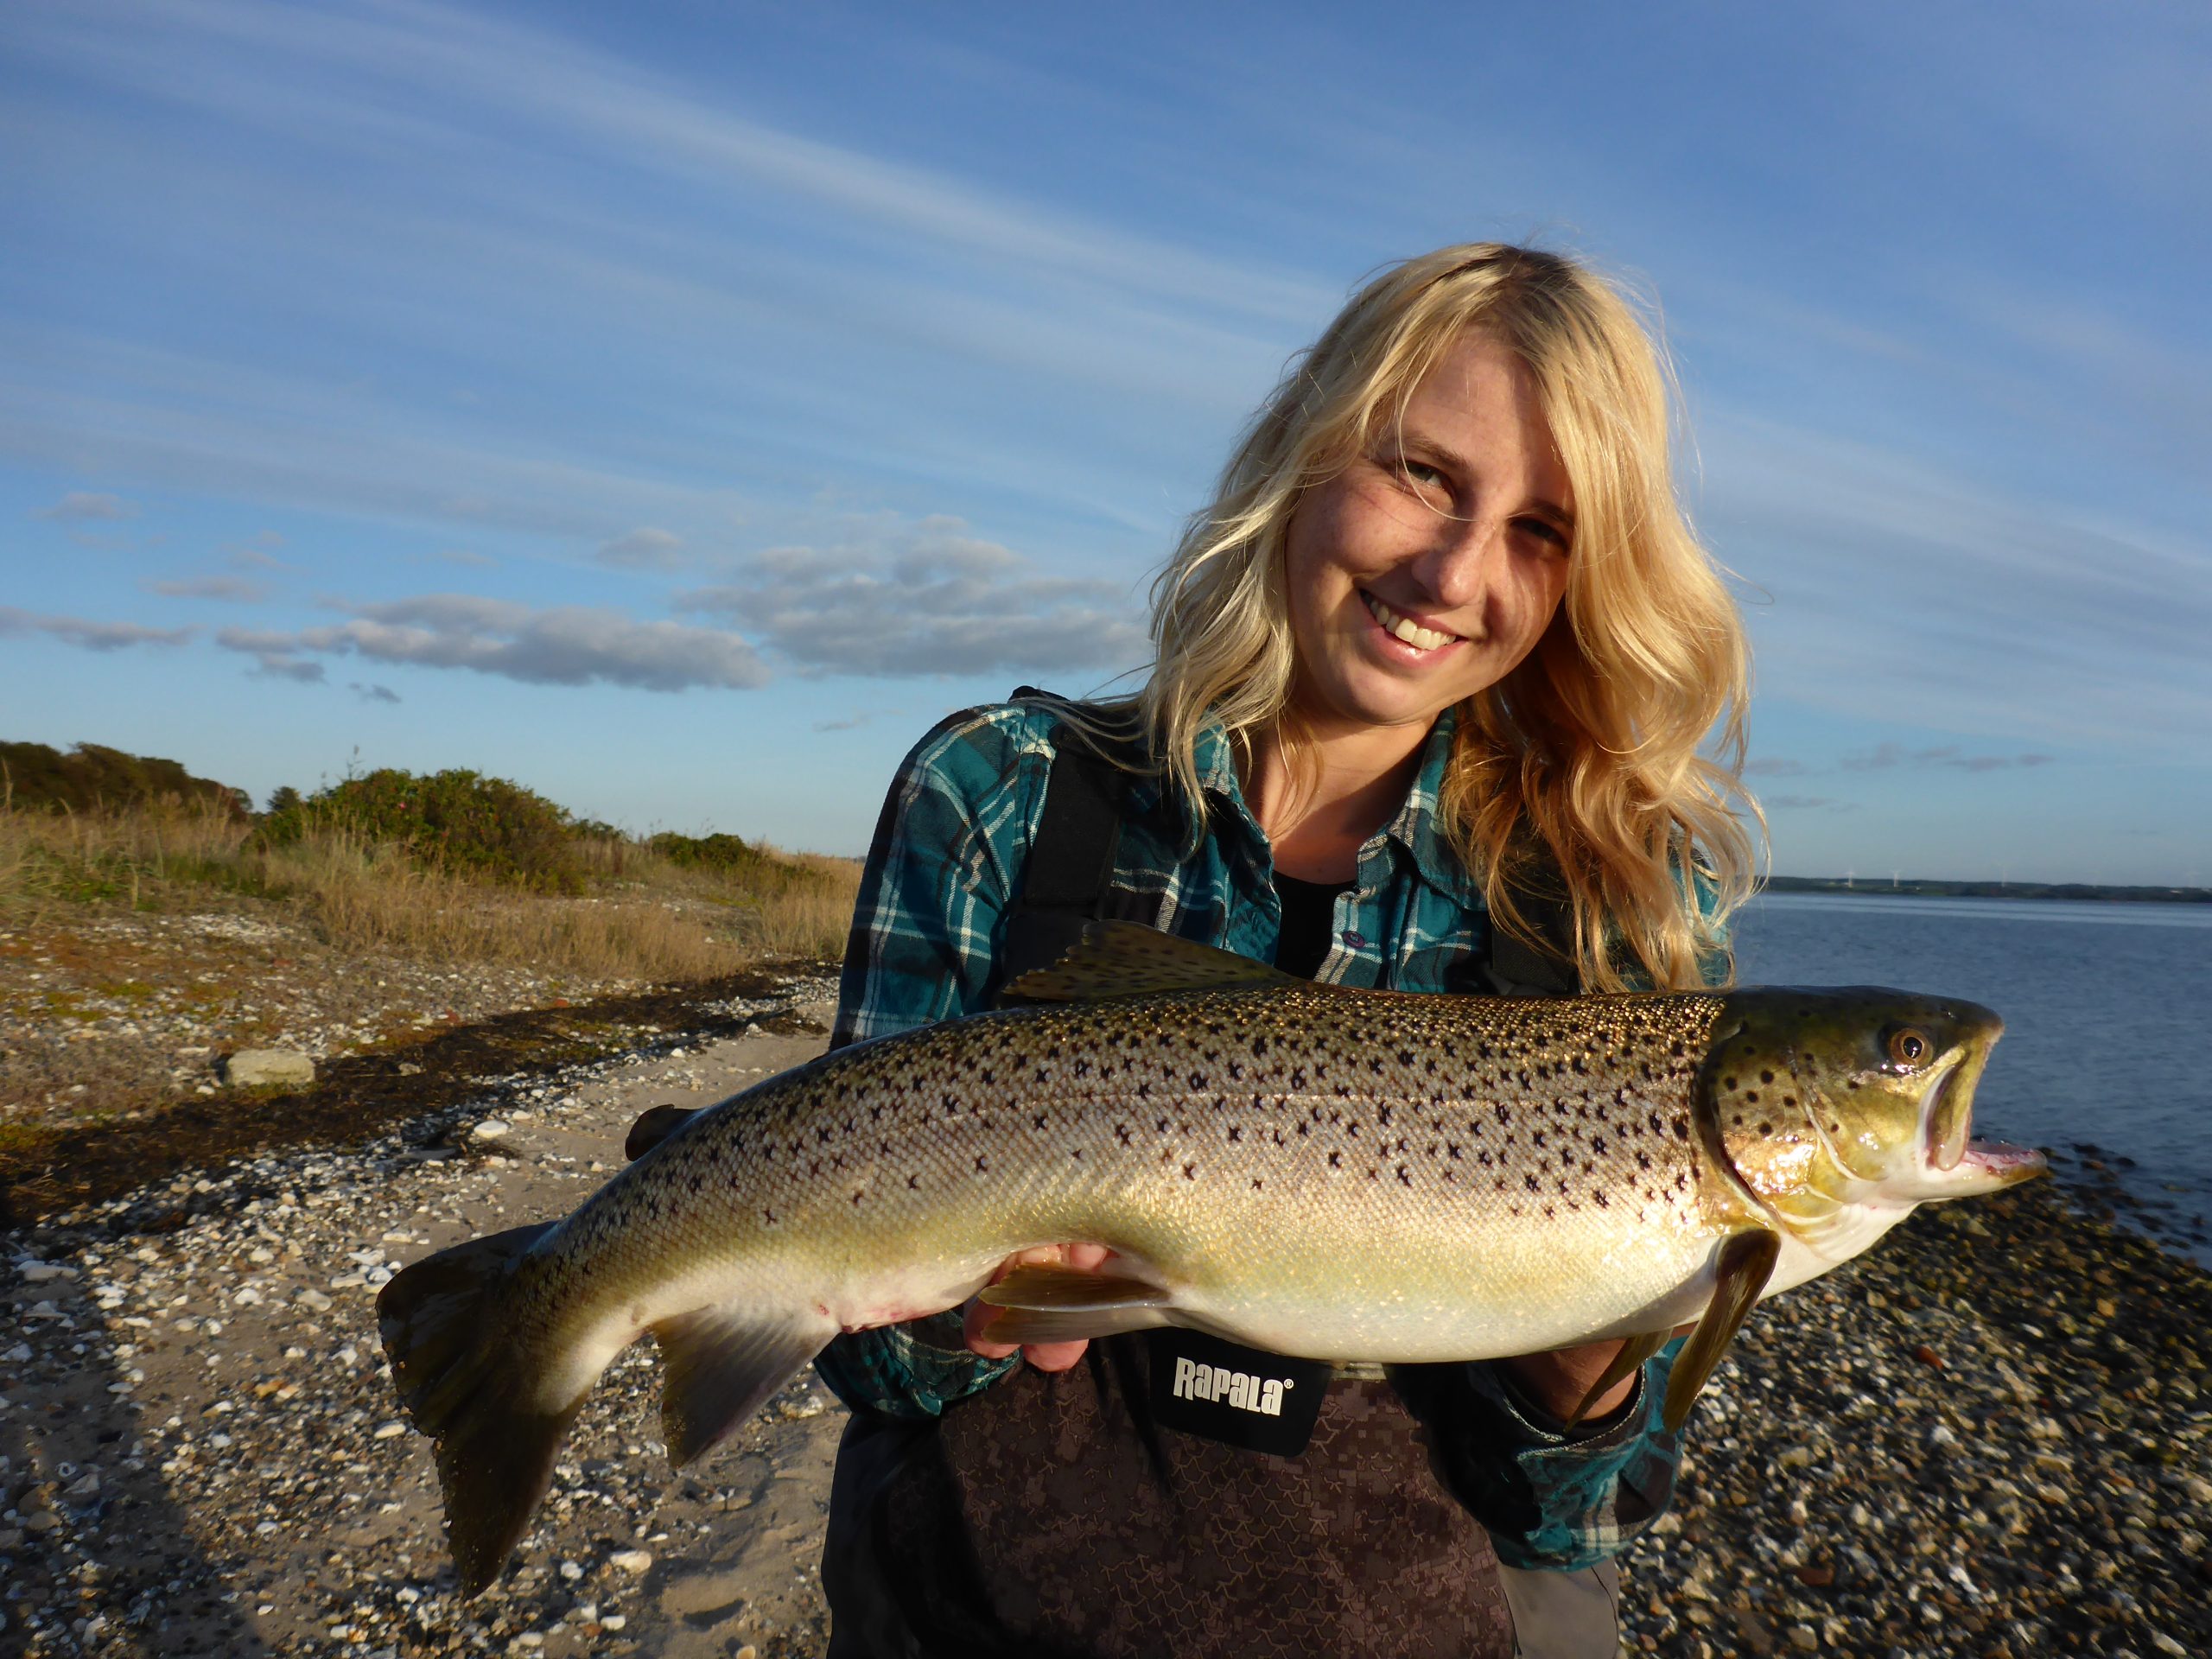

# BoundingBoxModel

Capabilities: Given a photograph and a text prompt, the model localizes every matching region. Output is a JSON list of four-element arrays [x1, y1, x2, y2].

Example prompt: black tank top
[[1272, 871, 1355, 979]]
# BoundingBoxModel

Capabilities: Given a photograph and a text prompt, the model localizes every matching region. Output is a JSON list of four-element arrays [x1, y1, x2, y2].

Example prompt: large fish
[[378, 924, 2044, 1594]]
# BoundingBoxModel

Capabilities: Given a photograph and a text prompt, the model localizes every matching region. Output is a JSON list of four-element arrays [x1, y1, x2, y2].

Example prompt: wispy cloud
[[217, 595, 769, 693], [1840, 743, 2055, 774], [811, 711, 873, 733], [1765, 795, 1850, 811], [678, 518, 1148, 678], [0, 606, 194, 651], [599, 527, 683, 570], [143, 575, 269, 602], [1744, 757, 1808, 778], [35, 491, 137, 522], [350, 682, 401, 703]]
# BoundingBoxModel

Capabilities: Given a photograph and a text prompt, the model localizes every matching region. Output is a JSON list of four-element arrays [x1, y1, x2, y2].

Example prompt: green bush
[[0, 740, 251, 817], [262, 768, 585, 893]]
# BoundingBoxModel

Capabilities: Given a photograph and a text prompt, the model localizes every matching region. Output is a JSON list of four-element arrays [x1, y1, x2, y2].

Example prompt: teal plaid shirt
[[816, 698, 1717, 1569]]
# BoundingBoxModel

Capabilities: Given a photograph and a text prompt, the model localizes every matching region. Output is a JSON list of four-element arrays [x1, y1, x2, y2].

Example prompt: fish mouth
[[1362, 590, 1465, 652], [1952, 1139, 2048, 1189]]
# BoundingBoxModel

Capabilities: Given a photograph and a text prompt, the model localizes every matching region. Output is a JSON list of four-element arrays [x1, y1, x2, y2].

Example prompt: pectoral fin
[[1563, 1328, 1672, 1431], [976, 1262, 1177, 1344], [1662, 1229, 1781, 1434]]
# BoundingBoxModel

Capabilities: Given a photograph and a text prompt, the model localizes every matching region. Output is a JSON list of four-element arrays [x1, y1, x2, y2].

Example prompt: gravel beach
[[4, 982, 2208, 1658]]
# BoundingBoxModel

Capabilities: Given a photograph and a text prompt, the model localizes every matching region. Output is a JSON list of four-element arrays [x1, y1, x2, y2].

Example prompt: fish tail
[[376, 1222, 580, 1598]]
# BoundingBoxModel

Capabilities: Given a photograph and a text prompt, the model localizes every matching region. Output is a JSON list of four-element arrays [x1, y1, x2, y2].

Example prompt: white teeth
[[1363, 593, 1457, 652]]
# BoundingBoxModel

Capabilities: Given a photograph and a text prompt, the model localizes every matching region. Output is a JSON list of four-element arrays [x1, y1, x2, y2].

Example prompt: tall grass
[[0, 797, 859, 980]]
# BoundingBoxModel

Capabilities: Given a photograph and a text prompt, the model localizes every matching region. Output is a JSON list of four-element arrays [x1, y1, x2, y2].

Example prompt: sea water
[[1732, 891, 2212, 1264]]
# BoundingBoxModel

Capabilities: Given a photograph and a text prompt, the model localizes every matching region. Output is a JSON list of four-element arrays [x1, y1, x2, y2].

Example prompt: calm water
[[1732, 891, 2212, 1263]]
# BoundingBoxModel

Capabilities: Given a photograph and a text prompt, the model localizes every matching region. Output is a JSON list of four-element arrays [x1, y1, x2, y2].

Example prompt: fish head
[[1704, 988, 2045, 1226]]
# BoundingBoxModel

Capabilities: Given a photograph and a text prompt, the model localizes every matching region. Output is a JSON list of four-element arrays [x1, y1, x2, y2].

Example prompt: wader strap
[[993, 690, 1129, 992]]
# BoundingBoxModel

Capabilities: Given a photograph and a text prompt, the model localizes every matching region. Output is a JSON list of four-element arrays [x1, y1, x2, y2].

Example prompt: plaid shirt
[[816, 697, 1717, 1569]]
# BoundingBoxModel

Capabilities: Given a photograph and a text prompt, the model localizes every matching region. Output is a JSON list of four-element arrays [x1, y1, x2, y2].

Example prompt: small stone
[[601, 1614, 627, 1630], [1788, 1627, 1819, 1652], [296, 1288, 334, 1312], [25, 1510, 60, 1534], [1911, 1344, 1942, 1369], [18, 1262, 73, 1283], [607, 1548, 653, 1575], [1793, 1563, 1834, 1587], [221, 1049, 317, 1088], [471, 1119, 512, 1142], [373, 1421, 407, 1440]]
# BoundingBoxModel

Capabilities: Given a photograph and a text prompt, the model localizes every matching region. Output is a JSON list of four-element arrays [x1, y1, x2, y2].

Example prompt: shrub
[[262, 768, 585, 893], [0, 740, 251, 817]]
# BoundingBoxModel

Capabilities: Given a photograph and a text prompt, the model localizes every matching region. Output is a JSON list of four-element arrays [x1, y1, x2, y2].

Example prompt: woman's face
[[1282, 329, 1574, 742]]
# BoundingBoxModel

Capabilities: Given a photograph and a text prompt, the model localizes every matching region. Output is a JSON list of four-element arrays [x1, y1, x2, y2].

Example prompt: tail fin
[[377, 1223, 575, 1598]]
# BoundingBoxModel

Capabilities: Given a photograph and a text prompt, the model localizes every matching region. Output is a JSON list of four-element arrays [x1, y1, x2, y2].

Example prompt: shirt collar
[[1382, 704, 1482, 900], [1129, 705, 1476, 897]]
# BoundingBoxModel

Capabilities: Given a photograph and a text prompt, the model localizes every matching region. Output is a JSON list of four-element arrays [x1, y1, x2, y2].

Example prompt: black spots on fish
[[1396, 1165, 1413, 1187], [1345, 1121, 1362, 1140], [1328, 1150, 1344, 1170], [1113, 1121, 1133, 1147], [1251, 1177, 1264, 1191], [1033, 1112, 1048, 1131], [1592, 1189, 1610, 1208], [1758, 1122, 1773, 1136], [1675, 1119, 1692, 1141], [761, 1206, 779, 1227], [1155, 1115, 1172, 1135], [1183, 1161, 1198, 1180], [1296, 1122, 1311, 1138], [1523, 1172, 1541, 1193], [1636, 1150, 1652, 1170], [1227, 1125, 1243, 1144]]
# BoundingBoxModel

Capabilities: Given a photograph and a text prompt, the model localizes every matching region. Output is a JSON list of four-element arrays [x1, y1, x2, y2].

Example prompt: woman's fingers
[[963, 1243, 1116, 1370]]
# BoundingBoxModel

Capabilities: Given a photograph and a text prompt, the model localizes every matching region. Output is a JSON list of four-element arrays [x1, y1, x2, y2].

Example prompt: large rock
[[221, 1049, 316, 1088]]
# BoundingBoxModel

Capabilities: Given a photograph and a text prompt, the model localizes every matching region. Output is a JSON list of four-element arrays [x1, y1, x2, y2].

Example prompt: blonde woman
[[810, 244, 1758, 1658]]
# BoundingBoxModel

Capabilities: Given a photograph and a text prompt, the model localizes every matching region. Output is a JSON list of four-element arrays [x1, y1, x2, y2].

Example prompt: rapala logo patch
[[1170, 1355, 1291, 1416]]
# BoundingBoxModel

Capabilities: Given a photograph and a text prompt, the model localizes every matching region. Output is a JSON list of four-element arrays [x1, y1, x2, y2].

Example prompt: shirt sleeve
[[1402, 1337, 1688, 1571], [813, 708, 1038, 1417]]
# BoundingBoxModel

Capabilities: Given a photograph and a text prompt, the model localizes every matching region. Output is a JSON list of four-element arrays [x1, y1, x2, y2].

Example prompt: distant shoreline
[[1764, 875, 2211, 905]]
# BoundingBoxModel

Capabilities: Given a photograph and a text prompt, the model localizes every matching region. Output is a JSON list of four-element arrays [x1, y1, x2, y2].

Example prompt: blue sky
[[3, 0, 2208, 883]]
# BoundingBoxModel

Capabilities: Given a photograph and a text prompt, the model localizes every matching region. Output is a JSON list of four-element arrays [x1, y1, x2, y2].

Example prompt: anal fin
[[650, 1307, 837, 1467], [1662, 1229, 1781, 1434]]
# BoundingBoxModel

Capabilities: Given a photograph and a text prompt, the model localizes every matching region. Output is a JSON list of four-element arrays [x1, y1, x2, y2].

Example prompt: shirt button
[[1341, 930, 1366, 950]]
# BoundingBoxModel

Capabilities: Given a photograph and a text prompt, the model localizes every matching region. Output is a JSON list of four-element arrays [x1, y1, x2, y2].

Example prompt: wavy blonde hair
[[1138, 243, 1759, 992]]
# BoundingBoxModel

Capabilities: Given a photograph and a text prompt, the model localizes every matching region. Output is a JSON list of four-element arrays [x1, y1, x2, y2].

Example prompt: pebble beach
[[4, 973, 2208, 1658]]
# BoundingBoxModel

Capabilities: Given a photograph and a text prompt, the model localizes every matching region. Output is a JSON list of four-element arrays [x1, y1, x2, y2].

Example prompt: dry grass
[[0, 798, 860, 982]]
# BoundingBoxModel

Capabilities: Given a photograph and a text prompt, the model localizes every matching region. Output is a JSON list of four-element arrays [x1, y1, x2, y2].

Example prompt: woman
[[811, 243, 1757, 1658]]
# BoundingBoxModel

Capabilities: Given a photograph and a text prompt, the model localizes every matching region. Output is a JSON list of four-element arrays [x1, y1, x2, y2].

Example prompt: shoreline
[[1761, 878, 2211, 906], [2, 1003, 2207, 1656]]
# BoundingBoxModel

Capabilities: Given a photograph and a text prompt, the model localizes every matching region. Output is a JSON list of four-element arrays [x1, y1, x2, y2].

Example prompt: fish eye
[[1885, 1027, 1932, 1069]]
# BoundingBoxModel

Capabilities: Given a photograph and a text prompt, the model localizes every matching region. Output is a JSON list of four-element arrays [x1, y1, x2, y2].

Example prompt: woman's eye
[[1516, 516, 1570, 551]]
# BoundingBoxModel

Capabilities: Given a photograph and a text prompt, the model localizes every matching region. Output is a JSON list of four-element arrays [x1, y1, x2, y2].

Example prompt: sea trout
[[378, 923, 2044, 1594]]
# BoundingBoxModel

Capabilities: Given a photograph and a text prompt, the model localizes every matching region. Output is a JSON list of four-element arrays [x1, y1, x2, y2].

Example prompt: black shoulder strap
[[995, 690, 1130, 993], [1474, 852, 1580, 996]]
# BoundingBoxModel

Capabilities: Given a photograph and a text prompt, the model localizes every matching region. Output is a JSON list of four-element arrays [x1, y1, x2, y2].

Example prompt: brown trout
[[378, 923, 2044, 1594]]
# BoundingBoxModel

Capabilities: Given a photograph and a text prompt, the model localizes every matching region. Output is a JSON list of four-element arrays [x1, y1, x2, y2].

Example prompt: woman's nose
[[1410, 515, 1506, 612]]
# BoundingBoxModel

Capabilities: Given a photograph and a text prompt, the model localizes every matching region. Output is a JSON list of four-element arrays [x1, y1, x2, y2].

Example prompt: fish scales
[[378, 925, 2044, 1595], [523, 986, 1733, 1370]]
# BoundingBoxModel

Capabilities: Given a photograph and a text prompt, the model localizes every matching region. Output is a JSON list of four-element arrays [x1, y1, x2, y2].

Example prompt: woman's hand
[[963, 1243, 1116, 1372], [1500, 1324, 1696, 1426]]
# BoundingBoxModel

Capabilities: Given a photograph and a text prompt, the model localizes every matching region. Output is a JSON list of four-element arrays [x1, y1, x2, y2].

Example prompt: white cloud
[[0, 606, 194, 651], [599, 527, 683, 570], [217, 594, 770, 693], [35, 491, 137, 522], [678, 519, 1149, 678], [143, 575, 269, 601]]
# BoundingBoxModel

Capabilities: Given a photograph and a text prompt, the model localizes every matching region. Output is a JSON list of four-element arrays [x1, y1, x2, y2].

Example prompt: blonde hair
[[1139, 243, 1759, 992]]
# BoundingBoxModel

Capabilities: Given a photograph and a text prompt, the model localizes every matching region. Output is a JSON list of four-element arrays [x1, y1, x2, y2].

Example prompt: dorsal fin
[[1005, 919, 1301, 1002]]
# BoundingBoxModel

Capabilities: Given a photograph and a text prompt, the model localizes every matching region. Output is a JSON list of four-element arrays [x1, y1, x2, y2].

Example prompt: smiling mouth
[[1363, 591, 1463, 652]]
